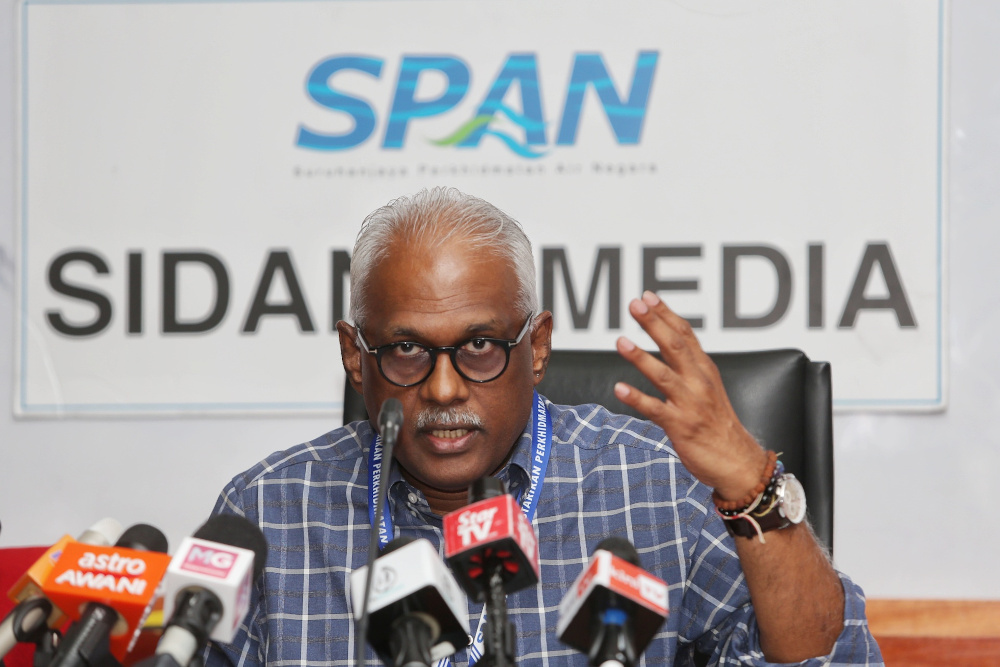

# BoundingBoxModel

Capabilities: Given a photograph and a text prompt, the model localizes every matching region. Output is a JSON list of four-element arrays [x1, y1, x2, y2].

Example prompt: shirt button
[[407, 492, 419, 504]]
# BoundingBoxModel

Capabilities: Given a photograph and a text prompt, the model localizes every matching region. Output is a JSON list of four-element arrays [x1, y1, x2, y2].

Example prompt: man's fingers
[[613, 381, 677, 424], [616, 335, 690, 399], [629, 292, 703, 370]]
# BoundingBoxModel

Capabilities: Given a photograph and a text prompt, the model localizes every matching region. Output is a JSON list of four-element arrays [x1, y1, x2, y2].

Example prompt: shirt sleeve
[[694, 572, 884, 666], [202, 480, 268, 667], [678, 502, 883, 665]]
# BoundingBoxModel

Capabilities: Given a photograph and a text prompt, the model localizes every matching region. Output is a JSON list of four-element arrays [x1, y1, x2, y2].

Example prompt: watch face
[[778, 474, 807, 524]]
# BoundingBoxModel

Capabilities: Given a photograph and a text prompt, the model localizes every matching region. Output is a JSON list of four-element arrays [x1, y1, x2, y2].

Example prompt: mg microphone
[[42, 524, 173, 667], [349, 537, 467, 667], [139, 514, 267, 667], [443, 478, 540, 667], [556, 537, 668, 667]]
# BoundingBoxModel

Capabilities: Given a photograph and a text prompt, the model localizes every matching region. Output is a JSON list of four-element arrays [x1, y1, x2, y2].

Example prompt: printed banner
[[16, 0, 946, 415]]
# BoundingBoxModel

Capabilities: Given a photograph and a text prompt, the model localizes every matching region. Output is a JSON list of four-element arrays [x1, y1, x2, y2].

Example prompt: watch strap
[[718, 467, 805, 542]]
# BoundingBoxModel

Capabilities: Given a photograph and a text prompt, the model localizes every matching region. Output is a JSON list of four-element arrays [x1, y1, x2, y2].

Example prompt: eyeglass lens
[[379, 339, 509, 385]]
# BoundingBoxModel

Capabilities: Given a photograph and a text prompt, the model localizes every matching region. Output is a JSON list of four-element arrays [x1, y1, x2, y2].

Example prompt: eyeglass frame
[[353, 312, 536, 388]]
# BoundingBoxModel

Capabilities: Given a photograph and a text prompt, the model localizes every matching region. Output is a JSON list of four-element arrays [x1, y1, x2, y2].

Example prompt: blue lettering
[[457, 53, 546, 148], [296, 56, 383, 151], [383, 56, 470, 148], [556, 50, 659, 146]]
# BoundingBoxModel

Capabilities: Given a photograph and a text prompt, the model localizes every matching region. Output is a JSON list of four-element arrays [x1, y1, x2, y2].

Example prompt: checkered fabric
[[204, 399, 882, 667]]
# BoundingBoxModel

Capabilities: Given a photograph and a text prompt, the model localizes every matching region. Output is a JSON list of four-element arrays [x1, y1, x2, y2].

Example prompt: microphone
[[354, 398, 405, 667], [0, 519, 122, 661], [41, 524, 173, 667], [378, 398, 404, 448], [556, 537, 668, 667], [443, 478, 540, 667], [136, 514, 267, 667], [349, 537, 467, 667]]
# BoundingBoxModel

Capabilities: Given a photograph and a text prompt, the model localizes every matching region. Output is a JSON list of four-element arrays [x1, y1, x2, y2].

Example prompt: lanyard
[[367, 391, 552, 667]]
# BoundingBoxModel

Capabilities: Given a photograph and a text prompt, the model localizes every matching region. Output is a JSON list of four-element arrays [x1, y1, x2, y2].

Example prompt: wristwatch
[[724, 473, 807, 538]]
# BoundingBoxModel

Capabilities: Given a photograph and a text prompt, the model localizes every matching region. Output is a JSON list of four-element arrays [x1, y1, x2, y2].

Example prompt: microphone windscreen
[[77, 518, 123, 547], [193, 515, 268, 580], [469, 477, 505, 503], [594, 536, 641, 567], [380, 536, 416, 557], [116, 524, 169, 553], [378, 398, 404, 436]]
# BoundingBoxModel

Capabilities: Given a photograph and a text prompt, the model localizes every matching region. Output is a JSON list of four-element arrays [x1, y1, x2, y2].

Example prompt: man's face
[[338, 235, 551, 502]]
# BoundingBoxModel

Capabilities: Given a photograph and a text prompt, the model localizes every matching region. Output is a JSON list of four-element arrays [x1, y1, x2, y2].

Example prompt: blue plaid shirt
[[204, 399, 882, 666]]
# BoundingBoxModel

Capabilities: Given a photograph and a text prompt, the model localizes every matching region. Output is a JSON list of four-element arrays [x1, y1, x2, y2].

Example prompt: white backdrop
[[15, 0, 943, 415], [2, 0, 999, 600]]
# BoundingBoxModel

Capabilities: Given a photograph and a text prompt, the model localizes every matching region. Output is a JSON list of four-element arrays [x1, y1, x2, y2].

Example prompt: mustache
[[414, 406, 484, 429]]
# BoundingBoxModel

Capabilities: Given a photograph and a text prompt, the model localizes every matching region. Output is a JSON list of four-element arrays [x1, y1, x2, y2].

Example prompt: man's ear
[[336, 320, 364, 393], [529, 311, 553, 386]]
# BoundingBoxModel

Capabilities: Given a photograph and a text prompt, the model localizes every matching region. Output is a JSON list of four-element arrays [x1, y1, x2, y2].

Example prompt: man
[[206, 187, 881, 666]]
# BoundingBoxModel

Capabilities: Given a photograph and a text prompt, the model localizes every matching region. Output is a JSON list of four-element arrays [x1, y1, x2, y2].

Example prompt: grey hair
[[349, 186, 538, 327]]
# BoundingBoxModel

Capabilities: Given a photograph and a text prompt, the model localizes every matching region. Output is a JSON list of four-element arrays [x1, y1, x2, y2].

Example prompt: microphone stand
[[387, 612, 438, 667], [3, 598, 61, 667], [47, 603, 123, 667], [587, 595, 635, 667], [355, 398, 404, 666], [479, 562, 516, 667]]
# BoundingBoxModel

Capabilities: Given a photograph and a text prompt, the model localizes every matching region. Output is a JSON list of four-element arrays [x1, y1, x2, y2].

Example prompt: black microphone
[[350, 536, 467, 667], [354, 398, 405, 667], [556, 537, 669, 667], [136, 514, 268, 667], [378, 398, 404, 448]]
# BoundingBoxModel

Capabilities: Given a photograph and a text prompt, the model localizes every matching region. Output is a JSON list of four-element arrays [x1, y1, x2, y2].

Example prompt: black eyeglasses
[[355, 313, 535, 387]]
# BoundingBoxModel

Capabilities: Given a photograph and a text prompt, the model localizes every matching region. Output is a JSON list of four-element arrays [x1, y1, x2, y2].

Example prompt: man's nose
[[419, 351, 469, 405]]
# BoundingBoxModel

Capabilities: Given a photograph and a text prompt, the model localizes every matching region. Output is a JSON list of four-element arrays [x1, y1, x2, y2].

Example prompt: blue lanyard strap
[[366, 391, 553, 666], [367, 431, 393, 548]]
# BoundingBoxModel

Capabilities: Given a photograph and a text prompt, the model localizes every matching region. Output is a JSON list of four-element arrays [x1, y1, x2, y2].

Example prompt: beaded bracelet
[[716, 459, 786, 544], [717, 460, 785, 518], [711, 450, 778, 512]]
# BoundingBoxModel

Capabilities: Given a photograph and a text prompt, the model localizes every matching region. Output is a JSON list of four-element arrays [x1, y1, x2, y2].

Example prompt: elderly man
[[206, 187, 881, 666]]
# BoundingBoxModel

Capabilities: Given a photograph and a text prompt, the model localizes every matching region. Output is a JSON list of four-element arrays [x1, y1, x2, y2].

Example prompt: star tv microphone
[[350, 537, 468, 667], [0, 518, 123, 662], [42, 524, 173, 667], [556, 537, 668, 667], [354, 397, 404, 667], [443, 478, 540, 667], [133, 514, 267, 667]]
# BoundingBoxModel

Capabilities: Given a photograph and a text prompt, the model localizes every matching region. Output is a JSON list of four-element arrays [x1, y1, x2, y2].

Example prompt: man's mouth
[[430, 428, 471, 439]]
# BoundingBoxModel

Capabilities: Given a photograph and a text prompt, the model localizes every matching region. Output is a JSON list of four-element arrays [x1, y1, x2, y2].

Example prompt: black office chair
[[342, 348, 834, 554]]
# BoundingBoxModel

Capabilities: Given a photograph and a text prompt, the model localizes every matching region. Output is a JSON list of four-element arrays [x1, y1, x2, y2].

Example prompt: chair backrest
[[342, 348, 834, 554]]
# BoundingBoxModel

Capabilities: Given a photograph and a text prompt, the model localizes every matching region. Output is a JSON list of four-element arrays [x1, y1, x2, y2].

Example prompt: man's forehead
[[372, 234, 516, 289], [362, 237, 521, 338], [383, 313, 512, 339]]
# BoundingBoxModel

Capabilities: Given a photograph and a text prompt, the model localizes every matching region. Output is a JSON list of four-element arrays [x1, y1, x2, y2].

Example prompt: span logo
[[296, 51, 659, 159]]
